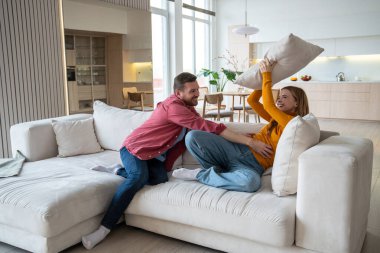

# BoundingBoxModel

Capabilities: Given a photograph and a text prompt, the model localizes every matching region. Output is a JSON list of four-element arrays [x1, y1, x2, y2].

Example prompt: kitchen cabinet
[[251, 35, 380, 59], [308, 36, 380, 57], [274, 82, 380, 121], [65, 34, 107, 113], [126, 49, 152, 62]]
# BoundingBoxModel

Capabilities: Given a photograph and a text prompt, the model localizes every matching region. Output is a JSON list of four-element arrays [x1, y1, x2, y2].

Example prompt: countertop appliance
[[336, 72, 345, 82]]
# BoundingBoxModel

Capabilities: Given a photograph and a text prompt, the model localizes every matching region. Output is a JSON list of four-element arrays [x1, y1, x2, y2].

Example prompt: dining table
[[221, 91, 252, 122]]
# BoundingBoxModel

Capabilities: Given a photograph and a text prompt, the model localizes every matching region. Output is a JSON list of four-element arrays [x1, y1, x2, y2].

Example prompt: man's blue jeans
[[101, 147, 168, 229], [185, 130, 264, 192]]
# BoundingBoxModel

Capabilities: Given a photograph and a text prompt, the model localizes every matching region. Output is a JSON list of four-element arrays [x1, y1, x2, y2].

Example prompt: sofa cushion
[[126, 175, 296, 247], [0, 150, 123, 238], [236, 33, 324, 89], [272, 114, 320, 196], [93, 101, 152, 151], [10, 114, 92, 161], [52, 118, 103, 157]]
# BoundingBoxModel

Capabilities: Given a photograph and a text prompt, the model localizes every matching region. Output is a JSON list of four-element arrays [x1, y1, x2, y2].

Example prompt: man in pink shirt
[[82, 72, 259, 249]]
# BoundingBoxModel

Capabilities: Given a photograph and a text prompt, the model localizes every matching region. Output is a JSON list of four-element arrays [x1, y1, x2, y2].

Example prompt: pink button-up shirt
[[123, 94, 226, 169]]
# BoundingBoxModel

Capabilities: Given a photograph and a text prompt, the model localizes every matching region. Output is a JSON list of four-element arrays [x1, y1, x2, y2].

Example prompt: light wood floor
[[1, 118, 379, 253]]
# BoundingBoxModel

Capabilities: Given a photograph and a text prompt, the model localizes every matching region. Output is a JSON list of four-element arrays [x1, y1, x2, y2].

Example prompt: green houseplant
[[199, 68, 240, 92]]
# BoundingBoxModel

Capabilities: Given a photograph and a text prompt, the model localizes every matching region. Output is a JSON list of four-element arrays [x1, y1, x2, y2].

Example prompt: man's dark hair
[[173, 72, 197, 91]]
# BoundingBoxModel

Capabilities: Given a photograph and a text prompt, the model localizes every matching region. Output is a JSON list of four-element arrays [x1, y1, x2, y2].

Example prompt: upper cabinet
[[309, 36, 380, 57], [123, 10, 152, 63], [250, 35, 380, 59]]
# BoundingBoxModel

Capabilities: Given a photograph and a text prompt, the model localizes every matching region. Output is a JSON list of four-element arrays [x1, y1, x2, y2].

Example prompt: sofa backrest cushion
[[52, 117, 103, 157], [10, 114, 92, 161], [272, 113, 320, 197], [93, 101, 152, 151], [235, 33, 324, 89]]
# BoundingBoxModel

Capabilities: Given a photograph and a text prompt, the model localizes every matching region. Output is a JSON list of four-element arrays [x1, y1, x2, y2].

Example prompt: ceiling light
[[232, 0, 259, 37]]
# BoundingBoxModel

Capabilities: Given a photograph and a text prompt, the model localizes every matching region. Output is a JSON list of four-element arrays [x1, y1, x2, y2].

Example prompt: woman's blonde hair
[[267, 86, 309, 136], [281, 86, 309, 116]]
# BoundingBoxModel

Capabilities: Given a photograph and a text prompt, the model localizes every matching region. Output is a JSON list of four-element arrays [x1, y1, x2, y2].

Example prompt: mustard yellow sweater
[[247, 72, 294, 169]]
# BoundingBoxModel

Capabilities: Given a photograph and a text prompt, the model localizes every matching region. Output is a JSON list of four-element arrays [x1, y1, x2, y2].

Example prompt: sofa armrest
[[319, 130, 339, 142], [296, 136, 373, 253], [10, 114, 91, 161]]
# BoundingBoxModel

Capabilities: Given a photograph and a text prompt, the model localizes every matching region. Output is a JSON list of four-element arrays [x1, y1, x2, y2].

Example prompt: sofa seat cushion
[[126, 175, 296, 247], [0, 150, 123, 238]]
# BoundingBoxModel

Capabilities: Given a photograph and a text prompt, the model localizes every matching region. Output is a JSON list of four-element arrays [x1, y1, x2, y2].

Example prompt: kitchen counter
[[274, 81, 380, 121]]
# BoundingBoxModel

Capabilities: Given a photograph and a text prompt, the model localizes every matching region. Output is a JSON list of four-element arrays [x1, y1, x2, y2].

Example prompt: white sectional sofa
[[0, 101, 373, 253]]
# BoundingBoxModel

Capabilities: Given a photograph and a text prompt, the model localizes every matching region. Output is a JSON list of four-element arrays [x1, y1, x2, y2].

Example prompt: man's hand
[[247, 138, 273, 158]]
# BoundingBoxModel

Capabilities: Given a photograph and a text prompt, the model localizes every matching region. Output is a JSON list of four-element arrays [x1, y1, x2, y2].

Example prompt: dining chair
[[202, 93, 234, 122], [246, 88, 280, 123], [232, 97, 255, 123], [127, 92, 154, 111], [122, 87, 137, 108], [198, 87, 209, 100], [196, 87, 226, 113], [122, 87, 153, 111]]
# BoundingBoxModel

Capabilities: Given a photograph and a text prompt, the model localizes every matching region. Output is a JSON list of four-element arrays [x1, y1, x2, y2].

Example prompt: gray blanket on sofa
[[0, 151, 26, 177]]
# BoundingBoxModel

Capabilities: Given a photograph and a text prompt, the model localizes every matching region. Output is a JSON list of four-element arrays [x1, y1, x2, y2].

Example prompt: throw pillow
[[271, 113, 320, 197], [52, 118, 103, 157], [93, 101, 152, 151], [235, 33, 324, 89]]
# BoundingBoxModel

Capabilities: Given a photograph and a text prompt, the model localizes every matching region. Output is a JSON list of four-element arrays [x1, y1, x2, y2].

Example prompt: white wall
[[217, 0, 380, 44], [216, 0, 380, 81]]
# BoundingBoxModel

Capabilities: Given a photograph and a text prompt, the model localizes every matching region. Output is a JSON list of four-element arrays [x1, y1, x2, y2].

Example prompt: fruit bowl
[[301, 75, 312, 81]]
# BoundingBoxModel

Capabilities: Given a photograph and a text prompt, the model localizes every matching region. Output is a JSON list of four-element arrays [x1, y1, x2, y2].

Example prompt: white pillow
[[52, 118, 103, 157], [236, 33, 324, 89], [271, 113, 320, 196], [93, 101, 152, 151]]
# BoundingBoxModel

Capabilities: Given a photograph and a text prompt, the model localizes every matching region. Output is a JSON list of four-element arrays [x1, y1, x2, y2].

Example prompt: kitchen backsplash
[[135, 62, 153, 82], [296, 55, 380, 82]]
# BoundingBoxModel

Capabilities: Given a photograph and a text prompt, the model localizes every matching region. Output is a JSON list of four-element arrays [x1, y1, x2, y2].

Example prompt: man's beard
[[184, 98, 198, 106]]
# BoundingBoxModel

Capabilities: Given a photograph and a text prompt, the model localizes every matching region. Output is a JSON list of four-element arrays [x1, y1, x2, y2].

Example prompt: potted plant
[[199, 68, 240, 92]]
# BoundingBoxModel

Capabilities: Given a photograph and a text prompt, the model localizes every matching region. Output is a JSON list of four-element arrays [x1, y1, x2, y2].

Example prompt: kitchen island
[[274, 81, 380, 121]]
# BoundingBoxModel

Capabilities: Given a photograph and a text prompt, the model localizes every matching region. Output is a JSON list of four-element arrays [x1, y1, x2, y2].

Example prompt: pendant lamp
[[232, 0, 259, 37]]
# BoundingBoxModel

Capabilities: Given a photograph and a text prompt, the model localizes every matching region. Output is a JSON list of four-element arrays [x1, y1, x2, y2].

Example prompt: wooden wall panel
[[0, 0, 65, 158]]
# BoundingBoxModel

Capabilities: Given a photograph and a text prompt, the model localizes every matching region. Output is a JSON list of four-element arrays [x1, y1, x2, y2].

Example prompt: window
[[182, 0, 213, 87], [151, 0, 215, 97], [151, 1, 170, 103]]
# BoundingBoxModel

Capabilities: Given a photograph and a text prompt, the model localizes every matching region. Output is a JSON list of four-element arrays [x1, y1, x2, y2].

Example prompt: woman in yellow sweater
[[173, 59, 309, 192]]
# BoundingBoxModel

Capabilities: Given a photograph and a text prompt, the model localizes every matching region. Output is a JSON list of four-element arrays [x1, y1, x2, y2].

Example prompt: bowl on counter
[[301, 75, 312, 81]]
